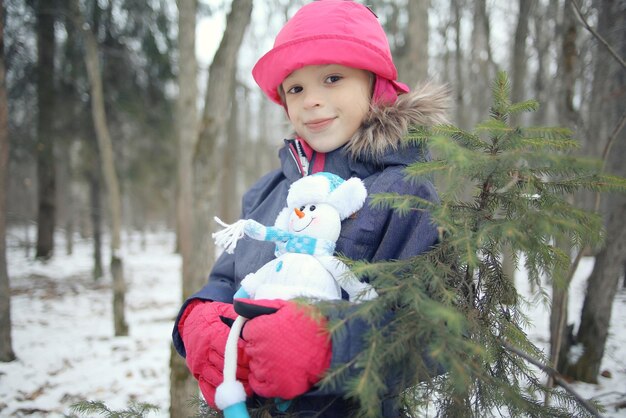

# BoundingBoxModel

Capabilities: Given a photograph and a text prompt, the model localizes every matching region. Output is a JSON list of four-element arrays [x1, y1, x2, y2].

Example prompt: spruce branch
[[70, 400, 159, 418], [503, 342, 603, 417], [433, 124, 489, 150]]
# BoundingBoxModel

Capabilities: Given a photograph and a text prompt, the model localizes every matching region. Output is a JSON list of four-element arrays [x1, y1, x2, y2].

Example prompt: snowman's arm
[[212, 218, 262, 254], [243, 220, 294, 243], [317, 256, 378, 302]]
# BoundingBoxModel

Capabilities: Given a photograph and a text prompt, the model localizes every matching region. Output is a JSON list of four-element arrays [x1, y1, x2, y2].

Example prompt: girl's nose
[[294, 208, 305, 218], [302, 88, 323, 109]]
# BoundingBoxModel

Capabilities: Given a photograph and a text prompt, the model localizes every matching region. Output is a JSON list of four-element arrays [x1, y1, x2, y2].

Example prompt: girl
[[173, 1, 449, 416]]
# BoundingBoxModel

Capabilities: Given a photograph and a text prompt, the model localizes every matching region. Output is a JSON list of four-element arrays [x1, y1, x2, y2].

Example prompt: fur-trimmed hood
[[345, 82, 450, 160]]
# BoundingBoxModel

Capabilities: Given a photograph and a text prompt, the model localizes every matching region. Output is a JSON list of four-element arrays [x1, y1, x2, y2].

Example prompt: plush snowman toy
[[211, 172, 377, 418]]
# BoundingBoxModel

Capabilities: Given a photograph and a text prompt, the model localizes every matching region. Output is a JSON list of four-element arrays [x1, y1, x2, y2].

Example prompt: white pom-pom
[[212, 217, 248, 254], [215, 380, 247, 410], [327, 177, 367, 220]]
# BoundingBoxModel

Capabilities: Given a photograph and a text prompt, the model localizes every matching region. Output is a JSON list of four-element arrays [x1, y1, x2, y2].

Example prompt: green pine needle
[[70, 400, 159, 418]]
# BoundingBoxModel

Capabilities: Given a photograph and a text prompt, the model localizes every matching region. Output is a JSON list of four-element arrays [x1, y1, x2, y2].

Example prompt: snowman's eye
[[309, 205, 316, 211], [300, 206, 305, 211]]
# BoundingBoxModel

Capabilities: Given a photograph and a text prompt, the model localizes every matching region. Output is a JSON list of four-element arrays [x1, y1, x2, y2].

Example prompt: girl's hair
[[277, 84, 286, 107]]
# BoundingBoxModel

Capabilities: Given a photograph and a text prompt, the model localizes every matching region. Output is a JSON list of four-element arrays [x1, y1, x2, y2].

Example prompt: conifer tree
[[324, 72, 626, 418]]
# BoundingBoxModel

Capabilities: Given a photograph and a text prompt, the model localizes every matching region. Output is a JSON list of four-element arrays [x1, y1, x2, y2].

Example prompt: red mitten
[[178, 300, 251, 408], [237, 298, 332, 400]]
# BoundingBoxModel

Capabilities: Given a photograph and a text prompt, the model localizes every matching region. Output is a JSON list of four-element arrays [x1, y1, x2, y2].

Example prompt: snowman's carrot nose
[[294, 208, 305, 219]]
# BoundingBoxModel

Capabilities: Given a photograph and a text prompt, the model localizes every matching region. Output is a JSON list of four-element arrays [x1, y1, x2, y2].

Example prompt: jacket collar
[[345, 82, 449, 160]]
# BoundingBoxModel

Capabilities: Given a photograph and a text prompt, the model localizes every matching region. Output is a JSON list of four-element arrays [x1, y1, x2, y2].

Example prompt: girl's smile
[[304, 117, 336, 132]]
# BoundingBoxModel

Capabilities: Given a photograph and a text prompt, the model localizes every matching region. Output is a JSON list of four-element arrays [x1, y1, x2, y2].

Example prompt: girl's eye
[[309, 205, 316, 211], [286, 85, 303, 94], [325, 75, 342, 84]]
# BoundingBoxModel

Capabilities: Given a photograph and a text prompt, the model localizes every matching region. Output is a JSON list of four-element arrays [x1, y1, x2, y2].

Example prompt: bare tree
[[501, 0, 536, 293], [466, 0, 497, 128], [510, 0, 534, 109], [547, 1, 579, 380], [169, 0, 253, 414], [451, 0, 467, 129], [396, 0, 430, 87], [169, 0, 200, 416], [0, 0, 15, 363], [220, 77, 241, 223], [557, 2, 579, 129], [70, 0, 128, 336], [569, 135, 626, 383], [175, 0, 200, 308], [190, 0, 253, 293], [35, 1, 56, 260], [566, 0, 626, 383], [88, 164, 104, 280], [531, 0, 560, 126]]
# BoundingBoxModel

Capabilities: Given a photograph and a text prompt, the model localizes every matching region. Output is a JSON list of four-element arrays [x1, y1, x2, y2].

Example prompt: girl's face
[[281, 65, 371, 153]]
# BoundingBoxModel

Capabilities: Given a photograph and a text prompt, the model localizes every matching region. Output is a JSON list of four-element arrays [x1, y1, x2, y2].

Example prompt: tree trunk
[[35, 0, 56, 260], [220, 77, 240, 223], [469, 0, 496, 127], [531, 0, 559, 126], [397, 0, 429, 88], [500, 0, 535, 296], [451, 0, 467, 129], [584, 0, 620, 159], [191, 0, 253, 294], [170, 0, 200, 416], [70, 0, 127, 336], [547, 2, 579, 380], [170, 1, 253, 414], [169, 345, 199, 418], [568, 205, 625, 383], [549, 238, 573, 375], [57, 136, 73, 256], [510, 0, 534, 111], [89, 167, 103, 280], [0, 0, 15, 362], [567, 0, 626, 383], [557, 4, 578, 128]]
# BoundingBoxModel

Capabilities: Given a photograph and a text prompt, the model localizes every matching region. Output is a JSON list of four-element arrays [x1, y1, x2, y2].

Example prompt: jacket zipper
[[287, 139, 309, 176]]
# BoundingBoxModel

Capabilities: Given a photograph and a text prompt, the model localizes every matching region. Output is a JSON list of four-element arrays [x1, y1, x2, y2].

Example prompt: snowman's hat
[[286, 172, 367, 221]]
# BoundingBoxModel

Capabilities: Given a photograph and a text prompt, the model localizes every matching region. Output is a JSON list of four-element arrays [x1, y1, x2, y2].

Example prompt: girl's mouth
[[305, 118, 335, 132]]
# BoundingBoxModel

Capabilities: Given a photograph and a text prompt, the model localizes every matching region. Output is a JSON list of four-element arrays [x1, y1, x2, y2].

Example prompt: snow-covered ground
[[1, 230, 180, 417], [1, 229, 625, 417]]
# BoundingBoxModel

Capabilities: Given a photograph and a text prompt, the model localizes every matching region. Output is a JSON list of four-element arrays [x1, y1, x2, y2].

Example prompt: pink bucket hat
[[252, 0, 409, 105]]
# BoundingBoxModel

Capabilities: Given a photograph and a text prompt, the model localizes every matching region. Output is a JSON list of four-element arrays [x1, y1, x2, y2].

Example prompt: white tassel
[[216, 316, 248, 411], [213, 217, 248, 254]]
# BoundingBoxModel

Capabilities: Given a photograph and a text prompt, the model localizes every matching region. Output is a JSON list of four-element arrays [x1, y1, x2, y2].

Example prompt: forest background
[[1, 0, 625, 417]]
